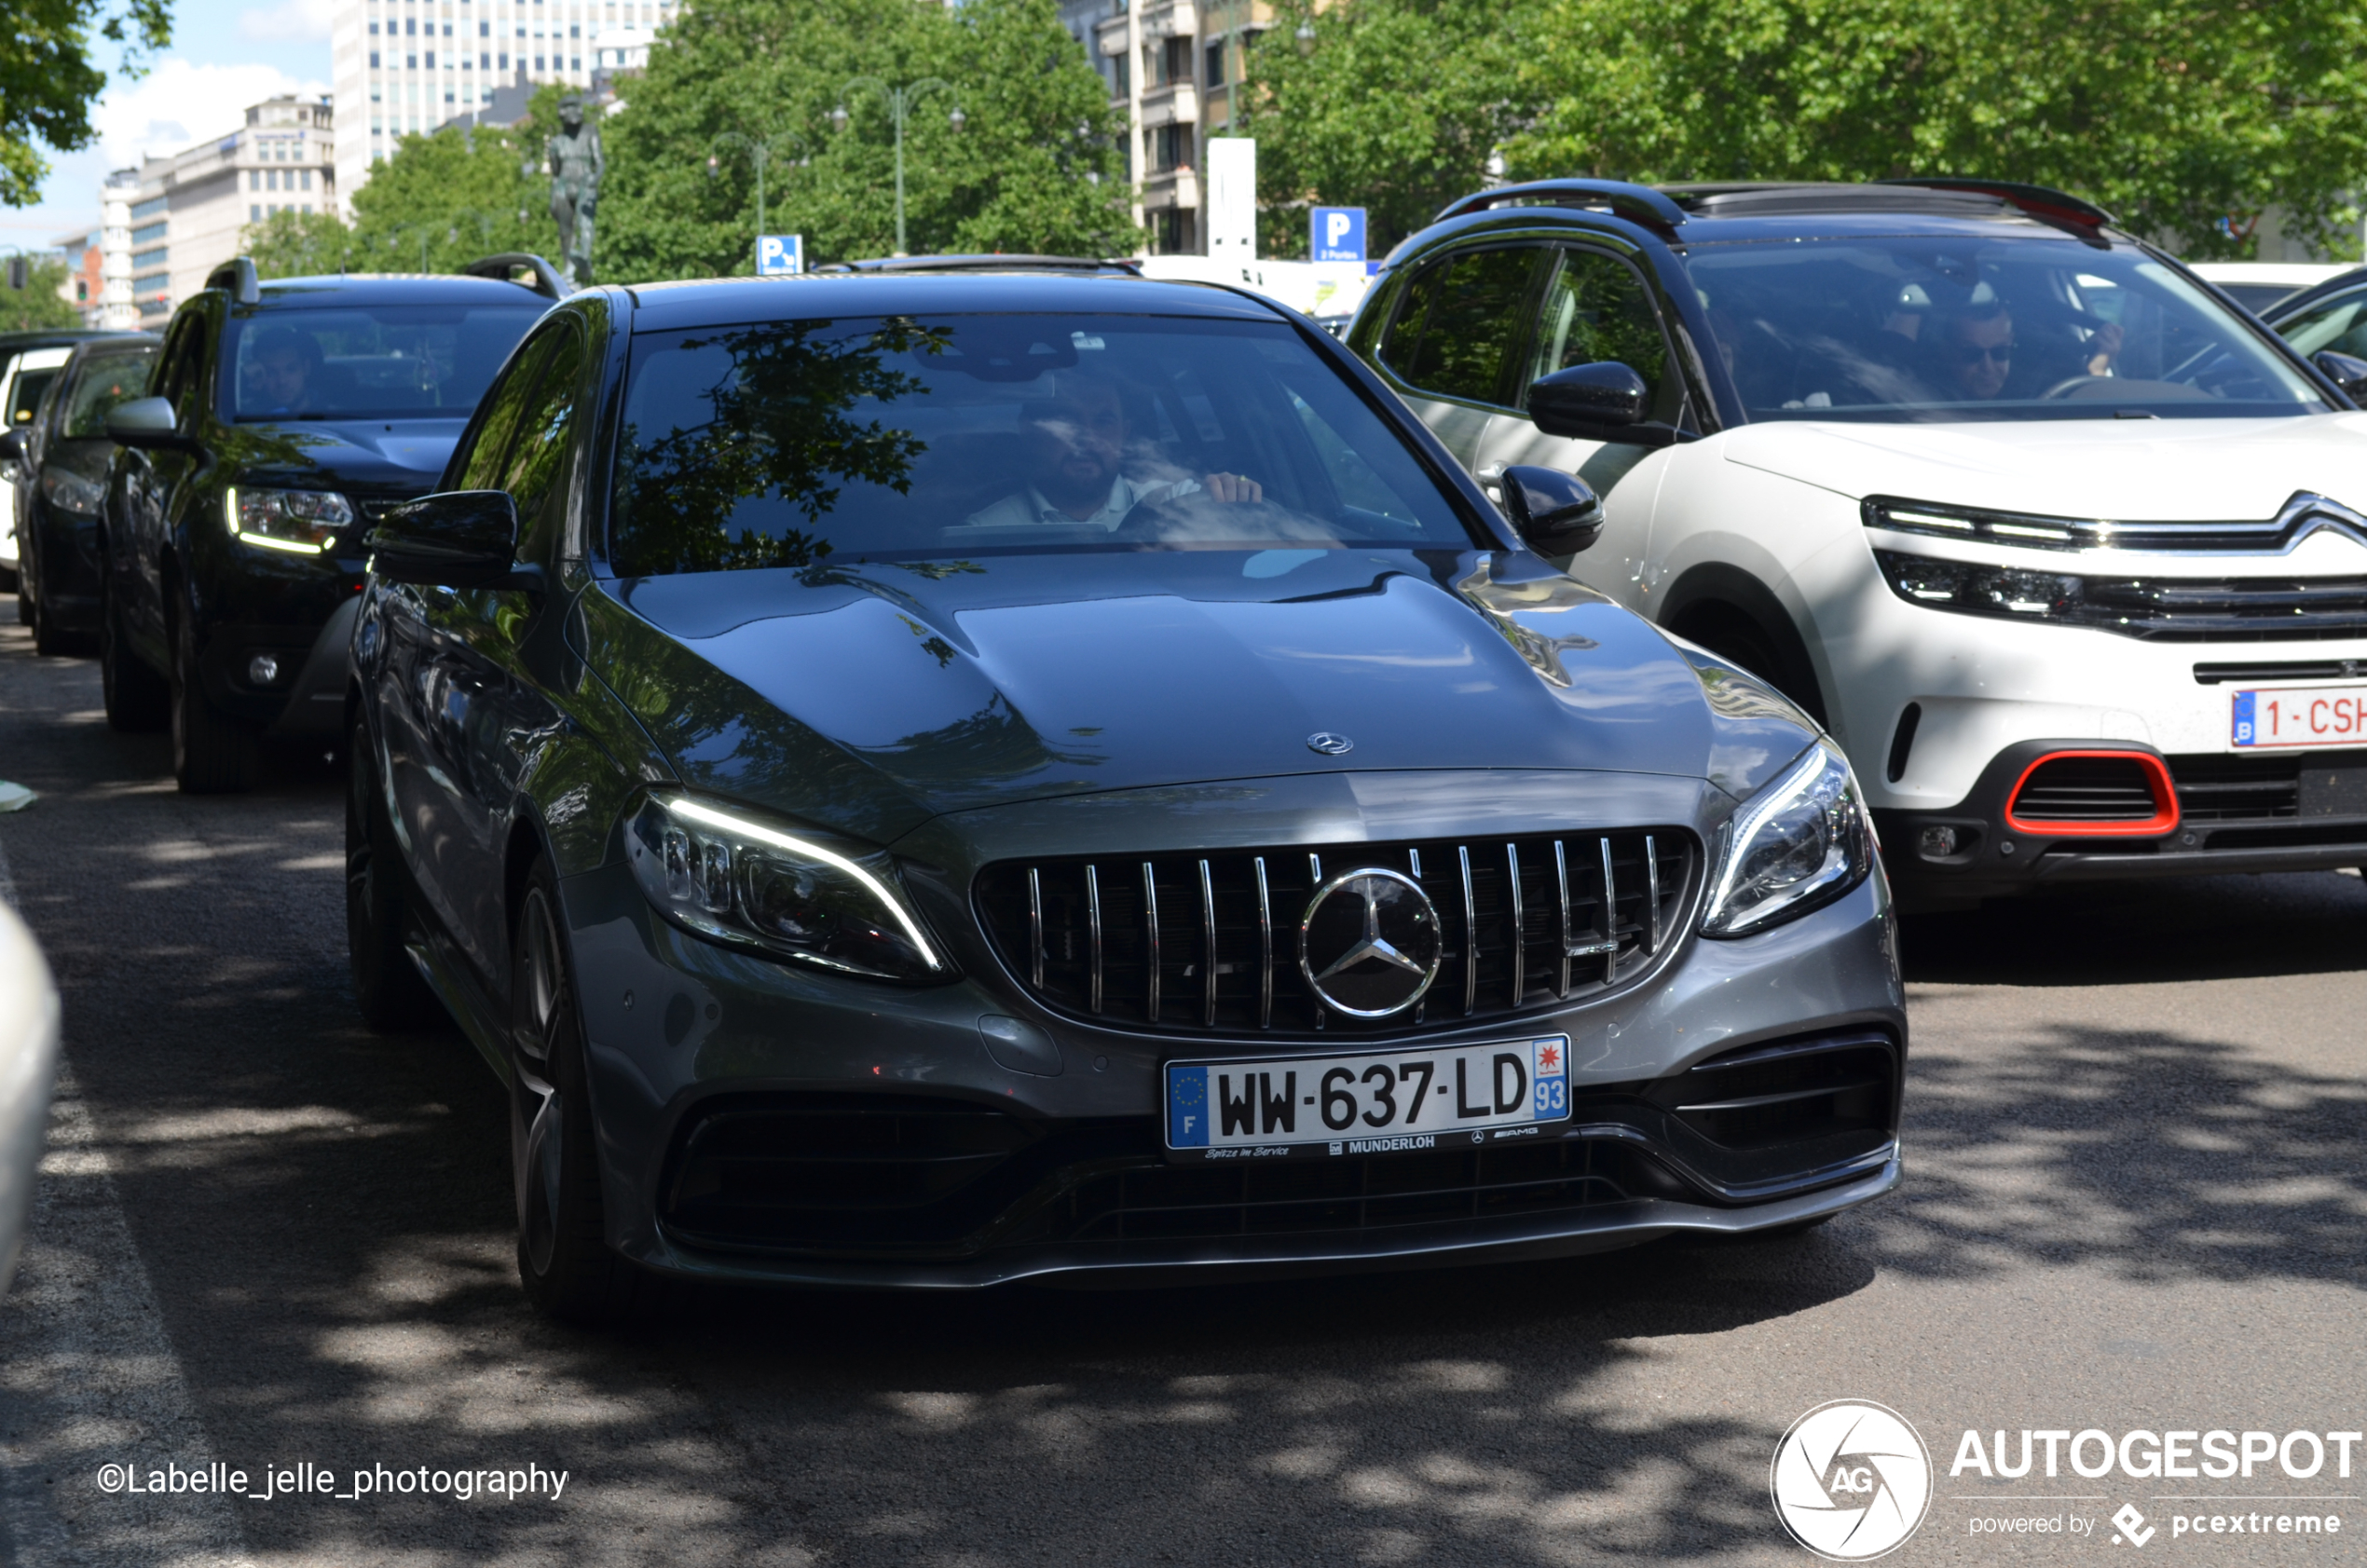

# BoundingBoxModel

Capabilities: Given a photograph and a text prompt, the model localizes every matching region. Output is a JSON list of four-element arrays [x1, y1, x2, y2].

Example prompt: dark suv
[[5, 334, 161, 654], [101, 257, 557, 789]]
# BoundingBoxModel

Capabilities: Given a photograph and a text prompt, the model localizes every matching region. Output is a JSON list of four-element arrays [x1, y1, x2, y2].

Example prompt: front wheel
[[511, 862, 663, 1325], [169, 605, 257, 793], [346, 716, 442, 1030]]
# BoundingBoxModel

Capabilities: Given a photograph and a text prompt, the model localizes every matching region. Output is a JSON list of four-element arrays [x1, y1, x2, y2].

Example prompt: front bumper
[[1876, 736, 2367, 901], [554, 779, 1907, 1288]]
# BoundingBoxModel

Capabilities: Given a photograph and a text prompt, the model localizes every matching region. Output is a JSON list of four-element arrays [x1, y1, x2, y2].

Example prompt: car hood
[[586, 549, 1817, 845], [1719, 412, 2367, 519], [214, 416, 465, 498]]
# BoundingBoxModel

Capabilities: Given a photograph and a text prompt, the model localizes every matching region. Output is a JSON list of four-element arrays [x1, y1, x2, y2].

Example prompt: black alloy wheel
[[168, 600, 258, 793], [511, 860, 663, 1324], [345, 716, 442, 1030], [101, 583, 168, 732]]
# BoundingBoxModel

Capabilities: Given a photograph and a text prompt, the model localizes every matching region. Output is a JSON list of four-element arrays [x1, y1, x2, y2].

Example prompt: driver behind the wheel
[[962, 369, 1262, 530], [1934, 297, 2124, 401]]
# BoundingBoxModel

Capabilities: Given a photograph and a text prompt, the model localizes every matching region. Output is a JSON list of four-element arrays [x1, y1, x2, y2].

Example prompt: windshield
[[607, 313, 1479, 577], [224, 304, 543, 422], [1689, 238, 2326, 422], [62, 348, 157, 438], [2268, 283, 2367, 359]]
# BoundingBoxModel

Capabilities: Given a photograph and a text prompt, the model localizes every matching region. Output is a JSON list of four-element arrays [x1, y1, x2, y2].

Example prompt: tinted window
[[223, 304, 544, 421], [608, 314, 1475, 578], [2273, 284, 2367, 359], [1528, 248, 1668, 407], [1378, 248, 1540, 406], [1690, 238, 2323, 421], [452, 334, 554, 491], [8, 369, 59, 426], [62, 349, 158, 437], [495, 327, 584, 537]]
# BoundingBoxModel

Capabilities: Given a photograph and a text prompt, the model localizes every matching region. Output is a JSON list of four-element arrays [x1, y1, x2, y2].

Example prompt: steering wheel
[[2038, 375, 2108, 400]]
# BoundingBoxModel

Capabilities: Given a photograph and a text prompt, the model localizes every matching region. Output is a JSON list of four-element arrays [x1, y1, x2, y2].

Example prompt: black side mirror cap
[[365, 490, 534, 590], [2315, 349, 2367, 401], [0, 428, 23, 465], [103, 397, 190, 450], [1526, 361, 1650, 439], [1499, 464, 1604, 556]]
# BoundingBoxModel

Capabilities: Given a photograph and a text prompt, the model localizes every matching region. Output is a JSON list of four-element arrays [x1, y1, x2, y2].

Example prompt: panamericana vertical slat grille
[[975, 831, 1693, 1037]]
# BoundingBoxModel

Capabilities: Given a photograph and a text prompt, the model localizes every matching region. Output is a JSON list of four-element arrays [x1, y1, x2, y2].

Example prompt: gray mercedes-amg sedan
[[348, 263, 1904, 1319]]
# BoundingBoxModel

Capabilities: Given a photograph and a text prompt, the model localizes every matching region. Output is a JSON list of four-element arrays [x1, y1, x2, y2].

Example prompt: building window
[[131, 220, 167, 243], [131, 196, 167, 221], [479, 19, 488, 33], [302, 170, 313, 190], [425, 49, 435, 64], [132, 246, 168, 267], [498, 50, 507, 64], [405, 16, 415, 30], [369, 19, 379, 31], [370, 49, 380, 64], [407, 51, 417, 64], [1206, 38, 1224, 87]]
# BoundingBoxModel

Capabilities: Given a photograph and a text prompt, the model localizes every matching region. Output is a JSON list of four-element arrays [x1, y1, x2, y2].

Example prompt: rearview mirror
[[1498, 465, 1604, 556], [104, 397, 190, 450], [1526, 361, 1649, 439], [0, 429, 22, 465], [2314, 349, 2367, 401], [365, 490, 533, 590]]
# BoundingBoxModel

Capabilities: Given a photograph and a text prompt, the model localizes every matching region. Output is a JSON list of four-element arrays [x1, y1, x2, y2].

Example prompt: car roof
[[237, 273, 564, 307], [0, 329, 130, 356], [618, 271, 1293, 333]]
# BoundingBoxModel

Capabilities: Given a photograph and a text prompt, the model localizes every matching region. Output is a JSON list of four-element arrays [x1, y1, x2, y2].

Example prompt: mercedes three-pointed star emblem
[[1297, 867, 1443, 1017]]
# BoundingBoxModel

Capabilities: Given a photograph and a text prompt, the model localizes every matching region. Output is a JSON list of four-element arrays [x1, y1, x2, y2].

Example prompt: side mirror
[[1498, 465, 1604, 556], [104, 397, 190, 450], [1526, 361, 1649, 439], [365, 490, 533, 590], [2315, 349, 2367, 401], [0, 429, 23, 465]]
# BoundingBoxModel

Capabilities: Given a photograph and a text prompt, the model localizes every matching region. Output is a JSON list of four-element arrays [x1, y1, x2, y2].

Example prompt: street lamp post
[[830, 77, 964, 257], [706, 132, 805, 252]]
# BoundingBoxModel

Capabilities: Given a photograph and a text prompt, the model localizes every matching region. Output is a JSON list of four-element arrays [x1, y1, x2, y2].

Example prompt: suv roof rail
[[205, 257, 262, 306], [1877, 178, 2116, 230], [461, 252, 575, 298], [814, 254, 1144, 275], [1434, 180, 1689, 235]]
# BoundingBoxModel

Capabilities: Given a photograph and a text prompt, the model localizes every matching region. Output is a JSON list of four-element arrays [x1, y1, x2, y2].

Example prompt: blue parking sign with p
[[1311, 207, 1366, 263], [757, 234, 803, 277]]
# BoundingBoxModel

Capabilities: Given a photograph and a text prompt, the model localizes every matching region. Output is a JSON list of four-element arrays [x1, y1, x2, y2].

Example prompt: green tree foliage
[[1, 0, 171, 208], [346, 85, 569, 272], [0, 256, 84, 331], [1246, 0, 2367, 262], [1513, 0, 2367, 257], [241, 209, 358, 279], [1240, 0, 1524, 257], [600, 0, 1134, 280]]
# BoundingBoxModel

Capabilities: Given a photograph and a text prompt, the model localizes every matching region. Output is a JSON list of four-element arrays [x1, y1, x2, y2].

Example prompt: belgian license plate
[[2229, 687, 2367, 749], [1164, 1036, 1571, 1162]]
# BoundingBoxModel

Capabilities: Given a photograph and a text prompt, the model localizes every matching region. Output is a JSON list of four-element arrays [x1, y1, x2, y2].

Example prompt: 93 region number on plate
[[1165, 1036, 1572, 1162]]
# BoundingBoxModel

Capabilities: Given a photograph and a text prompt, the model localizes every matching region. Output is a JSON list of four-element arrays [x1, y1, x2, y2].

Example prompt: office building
[[331, 0, 675, 212], [109, 96, 335, 327]]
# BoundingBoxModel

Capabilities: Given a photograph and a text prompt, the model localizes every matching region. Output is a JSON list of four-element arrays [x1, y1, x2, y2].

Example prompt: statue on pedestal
[[546, 96, 605, 285]]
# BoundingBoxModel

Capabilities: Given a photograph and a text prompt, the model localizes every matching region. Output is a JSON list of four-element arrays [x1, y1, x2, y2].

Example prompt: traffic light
[[5, 256, 25, 291]]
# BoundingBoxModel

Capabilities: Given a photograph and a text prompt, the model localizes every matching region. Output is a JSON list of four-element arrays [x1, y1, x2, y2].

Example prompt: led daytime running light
[[664, 798, 942, 972], [223, 484, 343, 555]]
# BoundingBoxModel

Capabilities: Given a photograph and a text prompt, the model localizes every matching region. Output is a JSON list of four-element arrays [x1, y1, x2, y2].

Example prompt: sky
[[1, 0, 335, 245]]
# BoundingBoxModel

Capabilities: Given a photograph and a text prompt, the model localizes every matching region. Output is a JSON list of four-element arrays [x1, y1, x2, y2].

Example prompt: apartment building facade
[[330, 0, 674, 212], [106, 96, 336, 329], [1062, 0, 1272, 254]]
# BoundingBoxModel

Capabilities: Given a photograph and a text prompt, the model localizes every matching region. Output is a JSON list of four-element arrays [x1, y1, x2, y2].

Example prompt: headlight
[[1702, 741, 1873, 937], [224, 485, 352, 554], [623, 795, 949, 982], [41, 468, 104, 517]]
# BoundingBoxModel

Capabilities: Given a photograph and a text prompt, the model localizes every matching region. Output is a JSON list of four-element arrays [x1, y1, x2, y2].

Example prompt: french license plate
[[1164, 1036, 1571, 1162], [2229, 687, 2367, 749]]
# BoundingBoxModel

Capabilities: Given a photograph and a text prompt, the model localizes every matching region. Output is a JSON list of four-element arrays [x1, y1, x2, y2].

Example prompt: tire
[[1671, 606, 1828, 729], [169, 603, 257, 793], [345, 716, 443, 1030], [101, 587, 169, 732], [511, 861, 664, 1325], [27, 545, 66, 658]]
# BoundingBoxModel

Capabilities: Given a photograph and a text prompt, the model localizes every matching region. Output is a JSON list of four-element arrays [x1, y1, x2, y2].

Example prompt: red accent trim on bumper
[[2004, 749, 2180, 838]]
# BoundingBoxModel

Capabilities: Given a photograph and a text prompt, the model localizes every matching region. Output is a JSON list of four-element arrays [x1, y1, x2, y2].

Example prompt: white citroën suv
[[1351, 178, 2367, 907]]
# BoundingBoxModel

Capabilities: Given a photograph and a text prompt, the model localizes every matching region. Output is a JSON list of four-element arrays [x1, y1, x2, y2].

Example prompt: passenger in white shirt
[[963, 370, 1263, 531]]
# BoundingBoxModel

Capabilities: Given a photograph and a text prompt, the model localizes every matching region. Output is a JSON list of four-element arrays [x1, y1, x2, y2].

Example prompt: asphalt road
[[0, 602, 2361, 1568]]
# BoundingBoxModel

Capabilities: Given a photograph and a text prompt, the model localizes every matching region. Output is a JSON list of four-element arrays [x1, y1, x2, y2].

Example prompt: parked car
[[2187, 261, 2354, 317], [350, 265, 1906, 1316], [1, 329, 125, 596], [2262, 265, 2367, 359], [4, 335, 161, 654], [1348, 179, 2367, 910], [99, 256, 559, 789]]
